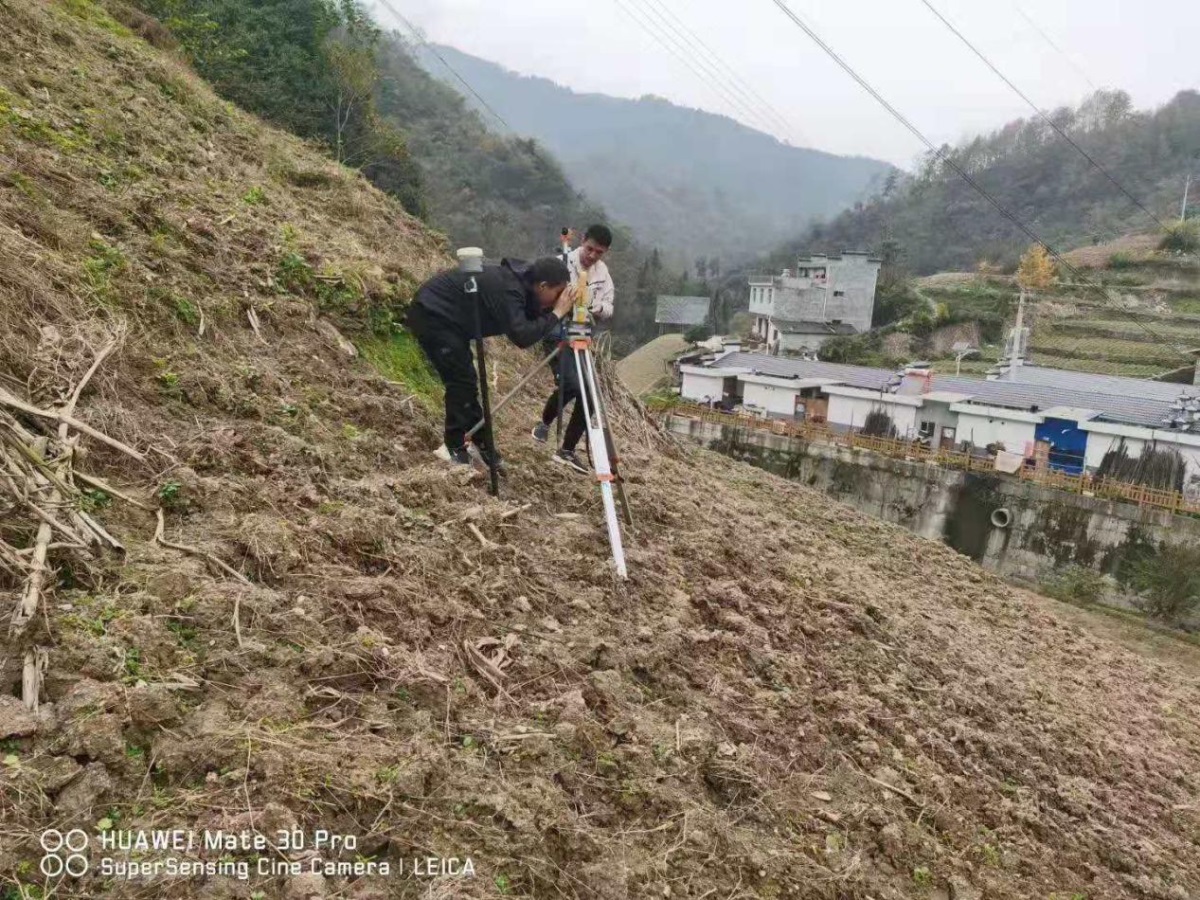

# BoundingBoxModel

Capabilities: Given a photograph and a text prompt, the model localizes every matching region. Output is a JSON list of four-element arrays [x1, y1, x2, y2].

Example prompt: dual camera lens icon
[[40, 829, 90, 877]]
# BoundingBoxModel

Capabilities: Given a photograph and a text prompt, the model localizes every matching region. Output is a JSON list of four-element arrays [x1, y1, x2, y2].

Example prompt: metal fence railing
[[669, 404, 1200, 518]]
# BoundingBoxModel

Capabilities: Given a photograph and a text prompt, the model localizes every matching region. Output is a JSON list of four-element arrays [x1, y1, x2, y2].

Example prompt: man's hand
[[552, 288, 574, 319]]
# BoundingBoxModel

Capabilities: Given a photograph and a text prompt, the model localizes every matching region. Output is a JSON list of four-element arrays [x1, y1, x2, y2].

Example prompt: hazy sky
[[372, 0, 1197, 168]]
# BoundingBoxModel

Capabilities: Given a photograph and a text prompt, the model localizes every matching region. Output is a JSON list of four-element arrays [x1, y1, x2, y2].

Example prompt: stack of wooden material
[[0, 337, 145, 711]]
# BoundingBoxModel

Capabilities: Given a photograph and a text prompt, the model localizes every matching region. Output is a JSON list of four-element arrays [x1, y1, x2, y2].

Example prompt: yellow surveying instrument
[[465, 230, 632, 578], [566, 229, 590, 328]]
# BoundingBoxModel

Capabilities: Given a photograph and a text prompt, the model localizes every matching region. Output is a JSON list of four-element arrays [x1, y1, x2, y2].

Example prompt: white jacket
[[566, 247, 615, 321]]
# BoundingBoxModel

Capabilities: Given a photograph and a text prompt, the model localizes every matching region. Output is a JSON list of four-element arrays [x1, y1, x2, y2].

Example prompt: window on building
[[918, 420, 936, 439], [833, 290, 846, 297]]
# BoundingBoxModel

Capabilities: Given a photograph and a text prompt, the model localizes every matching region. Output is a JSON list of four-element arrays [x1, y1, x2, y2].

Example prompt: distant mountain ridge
[[769, 89, 1200, 275], [417, 44, 894, 264]]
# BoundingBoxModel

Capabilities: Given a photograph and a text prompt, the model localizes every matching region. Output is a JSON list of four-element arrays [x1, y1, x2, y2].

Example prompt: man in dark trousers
[[407, 257, 573, 470]]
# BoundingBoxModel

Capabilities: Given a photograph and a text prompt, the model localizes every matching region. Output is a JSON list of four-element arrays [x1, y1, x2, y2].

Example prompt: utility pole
[[1006, 289, 1028, 377], [1183, 171, 1193, 223]]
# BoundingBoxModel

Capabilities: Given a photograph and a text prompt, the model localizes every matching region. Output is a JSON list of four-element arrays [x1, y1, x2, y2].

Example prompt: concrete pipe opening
[[990, 508, 1012, 529]]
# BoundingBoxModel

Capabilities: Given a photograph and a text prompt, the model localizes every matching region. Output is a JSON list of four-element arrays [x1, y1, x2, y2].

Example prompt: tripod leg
[[584, 350, 634, 527], [474, 338, 499, 497], [467, 279, 498, 497], [466, 343, 560, 443], [604, 425, 634, 527], [572, 344, 627, 579]]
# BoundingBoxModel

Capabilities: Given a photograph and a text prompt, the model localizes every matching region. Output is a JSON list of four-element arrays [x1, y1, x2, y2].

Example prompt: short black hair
[[528, 257, 570, 286], [584, 224, 613, 248]]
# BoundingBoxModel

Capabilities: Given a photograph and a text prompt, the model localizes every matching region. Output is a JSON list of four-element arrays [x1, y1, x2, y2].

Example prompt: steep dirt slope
[[2, 3, 1200, 900]]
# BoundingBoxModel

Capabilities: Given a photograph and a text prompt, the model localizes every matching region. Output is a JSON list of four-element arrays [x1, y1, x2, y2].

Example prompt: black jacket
[[412, 258, 563, 349]]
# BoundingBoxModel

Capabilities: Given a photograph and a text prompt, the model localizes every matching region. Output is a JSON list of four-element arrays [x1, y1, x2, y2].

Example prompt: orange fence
[[670, 404, 1200, 518]]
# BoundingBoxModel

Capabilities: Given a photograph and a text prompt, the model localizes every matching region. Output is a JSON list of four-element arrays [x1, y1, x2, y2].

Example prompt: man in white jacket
[[532, 224, 616, 473]]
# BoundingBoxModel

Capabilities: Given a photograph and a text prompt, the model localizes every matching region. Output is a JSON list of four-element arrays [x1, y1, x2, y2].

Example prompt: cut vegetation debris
[[0, 2, 1198, 900]]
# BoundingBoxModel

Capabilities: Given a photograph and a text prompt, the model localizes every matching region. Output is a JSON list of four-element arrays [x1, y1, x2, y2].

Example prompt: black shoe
[[475, 446, 508, 476], [447, 446, 472, 466], [552, 449, 589, 475]]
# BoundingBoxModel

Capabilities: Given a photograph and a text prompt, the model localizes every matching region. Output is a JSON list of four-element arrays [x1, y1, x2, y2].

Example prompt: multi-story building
[[748, 251, 882, 354]]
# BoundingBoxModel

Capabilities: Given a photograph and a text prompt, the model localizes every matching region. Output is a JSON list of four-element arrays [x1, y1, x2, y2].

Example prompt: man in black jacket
[[407, 257, 573, 468]]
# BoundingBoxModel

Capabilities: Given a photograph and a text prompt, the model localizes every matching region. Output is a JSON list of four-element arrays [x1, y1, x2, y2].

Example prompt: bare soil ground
[[1, 3, 1199, 900], [616, 335, 687, 397], [1061, 235, 1159, 269]]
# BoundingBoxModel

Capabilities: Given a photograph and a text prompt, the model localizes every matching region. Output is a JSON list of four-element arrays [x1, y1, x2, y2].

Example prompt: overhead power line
[[610, 0, 783, 138], [637, 0, 784, 135], [918, 0, 1170, 233], [638, 0, 807, 146], [1011, 3, 1100, 94], [370, 0, 515, 135], [764, 0, 1187, 356]]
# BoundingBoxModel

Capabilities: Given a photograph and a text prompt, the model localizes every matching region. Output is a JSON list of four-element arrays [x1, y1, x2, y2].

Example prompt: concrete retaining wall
[[669, 415, 1200, 621]]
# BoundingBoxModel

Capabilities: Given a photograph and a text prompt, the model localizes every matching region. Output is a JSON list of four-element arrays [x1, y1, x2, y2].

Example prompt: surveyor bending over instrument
[[531, 224, 616, 474], [407, 257, 573, 470]]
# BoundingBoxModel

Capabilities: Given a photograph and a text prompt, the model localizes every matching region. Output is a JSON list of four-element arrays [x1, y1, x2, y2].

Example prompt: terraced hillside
[[917, 235, 1200, 378]]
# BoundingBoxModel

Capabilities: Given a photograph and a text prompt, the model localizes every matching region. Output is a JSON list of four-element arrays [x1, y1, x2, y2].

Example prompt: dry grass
[[1, 3, 1199, 900], [1062, 233, 1160, 269]]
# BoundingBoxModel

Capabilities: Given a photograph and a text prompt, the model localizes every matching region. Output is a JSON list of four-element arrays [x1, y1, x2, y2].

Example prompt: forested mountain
[[117, 0, 698, 346], [129, 0, 428, 216], [370, 38, 607, 262], [772, 90, 1200, 275], [126, 0, 596, 259], [415, 44, 893, 264], [369, 39, 705, 347]]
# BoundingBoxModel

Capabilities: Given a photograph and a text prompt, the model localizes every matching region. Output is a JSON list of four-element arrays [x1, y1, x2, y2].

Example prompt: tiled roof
[[904, 373, 1175, 428], [1001, 365, 1190, 402], [710, 353, 895, 390], [707, 353, 1193, 428]]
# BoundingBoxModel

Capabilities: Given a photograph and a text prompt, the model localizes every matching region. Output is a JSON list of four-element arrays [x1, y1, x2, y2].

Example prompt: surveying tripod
[[559, 319, 631, 579], [465, 292, 632, 580]]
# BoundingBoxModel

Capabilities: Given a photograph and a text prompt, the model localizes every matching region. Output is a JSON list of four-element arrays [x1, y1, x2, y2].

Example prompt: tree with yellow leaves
[[1017, 244, 1056, 292]]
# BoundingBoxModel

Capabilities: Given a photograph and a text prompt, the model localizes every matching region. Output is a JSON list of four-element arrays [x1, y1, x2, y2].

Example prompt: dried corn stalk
[[0, 333, 141, 709]]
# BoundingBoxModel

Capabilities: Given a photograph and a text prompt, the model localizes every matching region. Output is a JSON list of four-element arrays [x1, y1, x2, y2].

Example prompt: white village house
[[748, 252, 882, 355], [680, 352, 1200, 492]]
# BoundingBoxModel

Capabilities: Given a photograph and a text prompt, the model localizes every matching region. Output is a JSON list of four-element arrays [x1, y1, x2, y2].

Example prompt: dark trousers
[[541, 343, 591, 453], [408, 306, 490, 453]]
